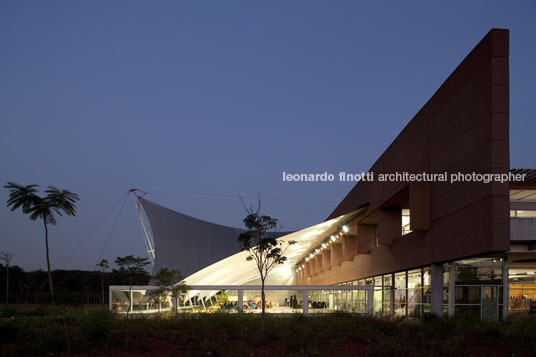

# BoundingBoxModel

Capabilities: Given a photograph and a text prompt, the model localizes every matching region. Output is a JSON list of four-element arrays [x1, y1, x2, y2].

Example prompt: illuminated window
[[511, 209, 536, 218], [402, 209, 412, 235]]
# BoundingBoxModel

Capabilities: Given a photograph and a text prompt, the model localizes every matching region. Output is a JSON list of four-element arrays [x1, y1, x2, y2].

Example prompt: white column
[[430, 264, 444, 316], [172, 296, 177, 312], [367, 286, 374, 315], [448, 262, 455, 317], [129, 289, 133, 313], [238, 289, 243, 312], [502, 258, 509, 321], [108, 287, 112, 311], [390, 286, 395, 316], [302, 289, 308, 314]]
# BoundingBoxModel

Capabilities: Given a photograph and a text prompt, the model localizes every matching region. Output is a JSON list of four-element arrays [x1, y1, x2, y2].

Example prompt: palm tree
[[4, 182, 79, 299], [96, 259, 109, 305]]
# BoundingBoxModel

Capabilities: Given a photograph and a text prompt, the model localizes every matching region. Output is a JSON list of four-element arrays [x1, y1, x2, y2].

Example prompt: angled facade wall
[[301, 29, 510, 285]]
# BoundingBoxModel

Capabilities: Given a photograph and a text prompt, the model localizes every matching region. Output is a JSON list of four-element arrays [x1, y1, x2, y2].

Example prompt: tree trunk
[[43, 218, 54, 299], [261, 276, 266, 335], [5, 264, 9, 304], [101, 272, 105, 305]]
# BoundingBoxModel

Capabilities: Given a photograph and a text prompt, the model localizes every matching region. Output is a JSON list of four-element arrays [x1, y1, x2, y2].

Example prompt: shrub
[[80, 309, 111, 345], [0, 307, 17, 318], [0, 322, 19, 344]]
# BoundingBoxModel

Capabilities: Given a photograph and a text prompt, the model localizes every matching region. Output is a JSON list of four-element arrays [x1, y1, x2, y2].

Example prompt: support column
[[172, 294, 177, 312], [238, 289, 243, 312], [448, 262, 455, 317], [367, 286, 374, 315], [108, 287, 112, 311], [302, 289, 308, 314], [390, 283, 395, 316], [129, 289, 133, 313], [502, 258, 509, 321], [430, 263, 444, 317]]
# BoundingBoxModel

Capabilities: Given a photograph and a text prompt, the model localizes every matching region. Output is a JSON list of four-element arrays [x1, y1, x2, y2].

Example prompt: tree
[[114, 255, 150, 315], [149, 268, 189, 315], [4, 182, 79, 299], [237, 199, 295, 333], [216, 290, 228, 310], [0, 251, 14, 303], [96, 259, 109, 305]]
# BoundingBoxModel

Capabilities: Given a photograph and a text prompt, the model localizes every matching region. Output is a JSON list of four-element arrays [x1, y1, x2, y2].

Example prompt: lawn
[[1, 305, 535, 356]]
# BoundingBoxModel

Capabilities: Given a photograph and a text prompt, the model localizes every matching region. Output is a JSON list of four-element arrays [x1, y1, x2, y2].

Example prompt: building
[[110, 29, 536, 320]]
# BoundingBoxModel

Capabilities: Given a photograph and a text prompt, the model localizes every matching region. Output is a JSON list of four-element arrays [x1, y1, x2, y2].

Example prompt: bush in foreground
[[1, 307, 536, 356]]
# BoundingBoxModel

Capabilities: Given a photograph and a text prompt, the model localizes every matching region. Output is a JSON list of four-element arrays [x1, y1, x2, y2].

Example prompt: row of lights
[[296, 225, 350, 273]]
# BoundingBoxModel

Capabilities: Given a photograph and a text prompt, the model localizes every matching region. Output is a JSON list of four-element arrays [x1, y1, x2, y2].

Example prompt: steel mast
[[129, 189, 155, 265]]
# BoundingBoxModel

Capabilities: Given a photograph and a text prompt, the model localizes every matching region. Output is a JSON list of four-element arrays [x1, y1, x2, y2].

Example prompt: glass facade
[[509, 273, 536, 316], [336, 257, 506, 320], [338, 267, 432, 317], [451, 258, 503, 321], [111, 256, 536, 320]]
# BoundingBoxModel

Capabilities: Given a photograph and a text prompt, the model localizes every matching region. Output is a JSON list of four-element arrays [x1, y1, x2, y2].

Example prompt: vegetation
[[0, 252, 14, 304], [96, 259, 109, 305], [4, 182, 80, 299], [0, 257, 150, 305], [237, 199, 296, 333], [149, 268, 189, 315], [114, 255, 150, 316], [217, 290, 228, 309], [0, 307, 536, 356]]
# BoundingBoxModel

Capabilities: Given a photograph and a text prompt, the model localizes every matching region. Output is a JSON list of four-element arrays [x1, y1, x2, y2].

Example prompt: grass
[[1, 305, 536, 356]]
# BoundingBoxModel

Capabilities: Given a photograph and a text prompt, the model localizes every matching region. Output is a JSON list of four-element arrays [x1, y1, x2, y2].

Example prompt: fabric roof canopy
[[141, 198, 366, 287], [140, 198, 291, 277]]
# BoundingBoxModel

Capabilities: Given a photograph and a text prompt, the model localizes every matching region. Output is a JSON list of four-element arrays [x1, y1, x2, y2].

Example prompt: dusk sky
[[1, 1, 535, 271]]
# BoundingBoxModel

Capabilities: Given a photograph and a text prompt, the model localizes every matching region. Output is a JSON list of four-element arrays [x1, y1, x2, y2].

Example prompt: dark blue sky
[[1, 1, 535, 271]]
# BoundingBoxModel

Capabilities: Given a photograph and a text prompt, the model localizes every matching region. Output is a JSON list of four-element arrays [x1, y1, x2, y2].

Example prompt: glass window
[[455, 305, 480, 319], [383, 274, 392, 287], [516, 210, 536, 218], [455, 286, 481, 304], [422, 268, 431, 306], [394, 272, 407, 316], [455, 258, 503, 285], [374, 276, 383, 288], [402, 209, 412, 235]]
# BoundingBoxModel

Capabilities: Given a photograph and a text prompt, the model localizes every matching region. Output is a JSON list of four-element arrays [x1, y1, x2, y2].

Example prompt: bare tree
[[237, 198, 295, 334], [0, 251, 14, 304]]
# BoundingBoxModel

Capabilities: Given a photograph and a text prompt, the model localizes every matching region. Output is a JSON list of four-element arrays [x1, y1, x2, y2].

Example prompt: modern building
[[111, 29, 536, 321]]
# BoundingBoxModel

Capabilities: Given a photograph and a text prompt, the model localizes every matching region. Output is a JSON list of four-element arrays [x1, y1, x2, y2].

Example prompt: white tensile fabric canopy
[[141, 198, 364, 289]]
